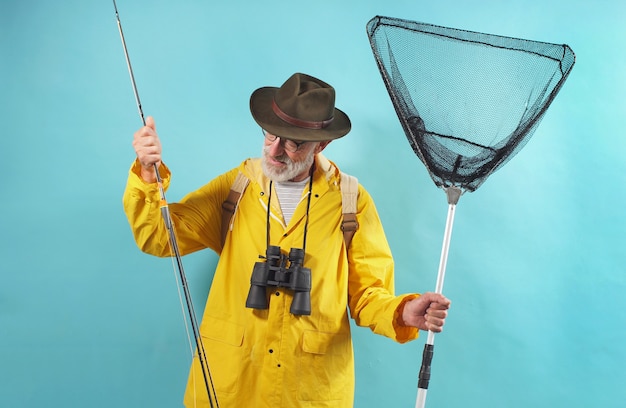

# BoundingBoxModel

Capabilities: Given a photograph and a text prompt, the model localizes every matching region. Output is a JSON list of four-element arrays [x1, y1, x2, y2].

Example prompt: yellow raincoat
[[123, 154, 420, 408]]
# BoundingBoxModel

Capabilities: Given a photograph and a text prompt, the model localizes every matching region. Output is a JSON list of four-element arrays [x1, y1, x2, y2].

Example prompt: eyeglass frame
[[262, 129, 308, 153]]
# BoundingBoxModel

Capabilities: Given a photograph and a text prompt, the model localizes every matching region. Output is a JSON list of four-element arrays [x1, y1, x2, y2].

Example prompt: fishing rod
[[112, 1, 218, 406]]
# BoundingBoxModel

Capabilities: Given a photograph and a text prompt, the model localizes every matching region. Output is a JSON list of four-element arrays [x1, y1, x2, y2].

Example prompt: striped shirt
[[274, 178, 309, 224]]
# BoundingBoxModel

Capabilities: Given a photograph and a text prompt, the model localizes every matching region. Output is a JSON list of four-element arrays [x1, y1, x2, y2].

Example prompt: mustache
[[263, 146, 290, 164]]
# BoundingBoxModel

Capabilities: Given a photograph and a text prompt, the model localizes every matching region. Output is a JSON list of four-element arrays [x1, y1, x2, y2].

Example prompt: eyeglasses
[[263, 130, 307, 153]]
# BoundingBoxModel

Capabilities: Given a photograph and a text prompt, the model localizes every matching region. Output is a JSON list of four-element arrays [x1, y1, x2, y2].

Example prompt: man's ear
[[314, 140, 332, 154]]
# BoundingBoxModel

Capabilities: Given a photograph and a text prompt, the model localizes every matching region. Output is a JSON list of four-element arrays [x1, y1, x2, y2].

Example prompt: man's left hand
[[402, 293, 451, 332]]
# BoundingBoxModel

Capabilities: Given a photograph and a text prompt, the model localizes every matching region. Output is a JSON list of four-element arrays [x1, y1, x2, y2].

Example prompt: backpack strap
[[220, 171, 359, 248], [220, 172, 250, 247], [339, 171, 359, 249]]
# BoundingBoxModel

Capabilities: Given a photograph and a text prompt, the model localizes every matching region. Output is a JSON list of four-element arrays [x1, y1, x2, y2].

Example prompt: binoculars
[[245, 245, 311, 315]]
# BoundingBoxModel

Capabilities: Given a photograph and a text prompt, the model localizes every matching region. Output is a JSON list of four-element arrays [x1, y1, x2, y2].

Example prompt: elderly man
[[123, 72, 450, 408]]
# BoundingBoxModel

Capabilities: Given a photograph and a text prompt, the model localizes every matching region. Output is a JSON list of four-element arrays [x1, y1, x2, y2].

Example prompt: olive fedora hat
[[250, 73, 351, 142]]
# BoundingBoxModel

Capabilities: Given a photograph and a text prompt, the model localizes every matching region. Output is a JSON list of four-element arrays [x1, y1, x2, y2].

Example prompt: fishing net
[[366, 16, 575, 192], [366, 16, 575, 408]]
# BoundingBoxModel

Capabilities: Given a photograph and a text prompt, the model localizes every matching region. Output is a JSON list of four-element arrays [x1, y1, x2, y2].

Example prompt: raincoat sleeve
[[347, 184, 421, 344], [122, 159, 238, 257]]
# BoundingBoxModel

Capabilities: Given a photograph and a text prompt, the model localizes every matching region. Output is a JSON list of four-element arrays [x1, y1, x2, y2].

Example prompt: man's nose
[[267, 136, 286, 155]]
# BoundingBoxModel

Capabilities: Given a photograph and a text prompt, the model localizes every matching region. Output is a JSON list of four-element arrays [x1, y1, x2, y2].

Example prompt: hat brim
[[250, 87, 351, 142]]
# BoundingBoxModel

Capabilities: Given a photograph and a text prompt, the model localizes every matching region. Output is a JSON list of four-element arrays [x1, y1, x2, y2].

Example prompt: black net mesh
[[367, 16, 575, 192]]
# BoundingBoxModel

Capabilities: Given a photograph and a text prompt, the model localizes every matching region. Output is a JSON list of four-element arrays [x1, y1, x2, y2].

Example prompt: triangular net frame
[[366, 15, 575, 408], [367, 16, 575, 193]]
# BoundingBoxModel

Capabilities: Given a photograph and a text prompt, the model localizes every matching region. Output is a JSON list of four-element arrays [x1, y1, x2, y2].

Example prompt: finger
[[133, 126, 160, 149], [425, 316, 446, 331], [132, 137, 161, 166], [422, 292, 451, 305], [145, 115, 156, 130], [427, 322, 444, 333], [132, 138, 159, 160], [133, 127, 154, 146], [426, 309, 448, 319], [429, 296, 451, 308], [428, 302, 450, 311]]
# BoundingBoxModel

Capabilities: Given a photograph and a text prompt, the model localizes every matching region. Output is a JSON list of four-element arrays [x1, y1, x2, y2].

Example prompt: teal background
[[1, 0, 624, 407]]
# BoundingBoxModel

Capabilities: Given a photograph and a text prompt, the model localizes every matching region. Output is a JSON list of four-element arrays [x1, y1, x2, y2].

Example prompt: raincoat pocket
[[199, 315, 245, 394], [297, 330, 352, 402]]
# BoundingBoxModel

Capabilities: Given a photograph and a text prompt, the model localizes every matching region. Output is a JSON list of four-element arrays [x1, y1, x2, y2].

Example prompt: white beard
[[261, 145, 315, 182]]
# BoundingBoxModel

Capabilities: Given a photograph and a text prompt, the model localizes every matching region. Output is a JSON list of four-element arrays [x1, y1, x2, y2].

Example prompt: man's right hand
[[132, 116, 162, 183]]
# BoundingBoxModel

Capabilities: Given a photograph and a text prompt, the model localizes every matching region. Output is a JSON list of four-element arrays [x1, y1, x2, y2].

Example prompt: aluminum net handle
[[416, 186, 461, 408]]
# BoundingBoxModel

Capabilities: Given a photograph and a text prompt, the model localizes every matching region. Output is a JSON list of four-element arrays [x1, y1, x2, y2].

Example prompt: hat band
[[272, 99, 334, 130]]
